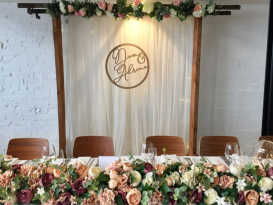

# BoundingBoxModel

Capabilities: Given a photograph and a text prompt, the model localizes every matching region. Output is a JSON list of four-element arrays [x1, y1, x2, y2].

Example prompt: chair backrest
[[7, 138, 49, 160], [259, 136, 273, 142], [73, 136, 115, 158], [146, 136, 185, 156], [199, 136, 239, 156]]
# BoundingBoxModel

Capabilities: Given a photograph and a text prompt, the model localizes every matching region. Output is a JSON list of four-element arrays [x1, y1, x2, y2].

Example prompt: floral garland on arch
[[1, 156, 273, 205], [47, 0, 216, 22]]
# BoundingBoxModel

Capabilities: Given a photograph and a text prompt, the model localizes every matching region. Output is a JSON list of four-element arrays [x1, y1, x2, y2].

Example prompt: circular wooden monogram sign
[[106, 43, 149, 89]]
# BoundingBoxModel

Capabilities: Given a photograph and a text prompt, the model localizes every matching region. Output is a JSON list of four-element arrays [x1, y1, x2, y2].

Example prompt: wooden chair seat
[[199, 136, 239, 156], [7, 138, 49, 160], [73, 136, 114, 157], [146, 136, 185, 156]]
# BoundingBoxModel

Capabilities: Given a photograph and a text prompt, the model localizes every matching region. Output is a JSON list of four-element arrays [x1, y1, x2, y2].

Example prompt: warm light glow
[[122, 17, 155, 44]]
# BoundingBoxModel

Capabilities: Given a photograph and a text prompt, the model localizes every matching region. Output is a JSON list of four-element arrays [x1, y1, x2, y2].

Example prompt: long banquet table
[[0, 155, 268, 205]]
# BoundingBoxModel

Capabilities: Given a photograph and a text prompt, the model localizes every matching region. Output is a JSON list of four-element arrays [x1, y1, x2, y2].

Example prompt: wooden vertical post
[[52, 15, 66, 156], [189, 17, 203, 155]]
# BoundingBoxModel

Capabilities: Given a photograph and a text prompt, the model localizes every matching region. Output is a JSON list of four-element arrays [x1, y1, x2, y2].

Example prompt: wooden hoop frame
[[105, 43, 150, 89]]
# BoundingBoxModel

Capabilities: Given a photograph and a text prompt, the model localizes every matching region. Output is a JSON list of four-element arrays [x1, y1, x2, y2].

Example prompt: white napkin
[[156, 155, 178, 164], [98, 156, 119, 169]]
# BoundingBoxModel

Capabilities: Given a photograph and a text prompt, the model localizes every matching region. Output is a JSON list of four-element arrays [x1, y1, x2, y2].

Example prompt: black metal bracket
[[27, 8, 47, 19]]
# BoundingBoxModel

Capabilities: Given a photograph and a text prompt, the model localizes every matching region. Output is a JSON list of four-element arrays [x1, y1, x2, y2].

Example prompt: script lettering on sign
[[106, 44, 149, 89]]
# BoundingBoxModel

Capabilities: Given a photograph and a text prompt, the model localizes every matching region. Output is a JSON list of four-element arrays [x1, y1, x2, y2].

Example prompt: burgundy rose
[[16, 189, 33, 204], [41, 173, 54, 187], [144, 163, 155, 174], [12, 164, 22, 172], [237, 191, 245, 205], [57, 192, 71, 205], [268, 167, 273, 177], [72, 179, 87, 196], [191, 190, 203, 203], [168, 192, 177, 205]]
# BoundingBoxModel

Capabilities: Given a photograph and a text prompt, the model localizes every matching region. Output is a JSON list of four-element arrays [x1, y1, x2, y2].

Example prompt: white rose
[[170, 9, 177, 17], [229, 164, 241, 177], [205, 188, 218, 205], [207, 4, 215, 14], [191, 165, 201, 175], [88, 167, 102, 179], [259, 177, 273, 192], [59, 1, 66, 14], [108, 179, 118, 189], [142, 172, 153, 186], [171, 172, 180, 183], [181, 170, 194, 186], [131, 170, 142, 187], [142, 0, 154, 14]]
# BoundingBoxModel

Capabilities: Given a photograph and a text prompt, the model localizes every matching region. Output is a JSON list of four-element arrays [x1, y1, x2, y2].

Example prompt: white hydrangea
[[37, 187, 45, 196], [236, 178, 246, 191]]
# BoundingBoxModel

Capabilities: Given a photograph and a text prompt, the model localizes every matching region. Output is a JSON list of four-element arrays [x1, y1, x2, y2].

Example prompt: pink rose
[[244, 190, 259, 205], [118, 13, 126, 18], [219, 175, 235, 189], [98, 188, 116, 205], [194, 5, 201, 12], [107, 3, 113, 11], [126, 189, 141, 205], [173, 0, 180, 6], [98, 1, 106, 10], [215, 164, 228, 172], [75, 9, 86, 17], [134, 0, 141, 7], [67, 5, 74, 13]]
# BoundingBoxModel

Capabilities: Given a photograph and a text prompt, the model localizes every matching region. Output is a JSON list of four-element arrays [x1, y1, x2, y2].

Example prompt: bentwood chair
[[73, 136, 115, 157], [259, 136, 273, 142], [199, 136, 239, 156], [146, 136, 186, 156], [7, 138, 49, 160]]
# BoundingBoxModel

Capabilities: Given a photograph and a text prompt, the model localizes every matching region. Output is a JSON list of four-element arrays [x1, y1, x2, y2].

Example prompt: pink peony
[[98, 1, 107, 10], [67, 5, 74, 13], [134, 0, 141, 7], [172, 0, 181, 6]]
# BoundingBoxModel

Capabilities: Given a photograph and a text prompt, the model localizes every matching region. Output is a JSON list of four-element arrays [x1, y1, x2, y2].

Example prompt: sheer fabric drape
[[63, 16, 193, 156]]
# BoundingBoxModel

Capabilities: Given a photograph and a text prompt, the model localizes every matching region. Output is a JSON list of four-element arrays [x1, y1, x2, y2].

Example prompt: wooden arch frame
[[17, 4, 240, 156]]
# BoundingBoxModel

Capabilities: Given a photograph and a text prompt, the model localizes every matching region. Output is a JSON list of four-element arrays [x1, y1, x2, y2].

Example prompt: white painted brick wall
[[198, 1, 269, 154], [0, 3, 59, 152]]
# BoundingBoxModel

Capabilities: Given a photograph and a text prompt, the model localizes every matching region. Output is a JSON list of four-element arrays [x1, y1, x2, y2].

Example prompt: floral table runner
[[0, 155, 270, 205]]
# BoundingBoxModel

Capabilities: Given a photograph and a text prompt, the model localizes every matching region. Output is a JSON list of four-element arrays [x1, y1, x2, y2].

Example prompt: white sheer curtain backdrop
[[63, 16, 193, 156]]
